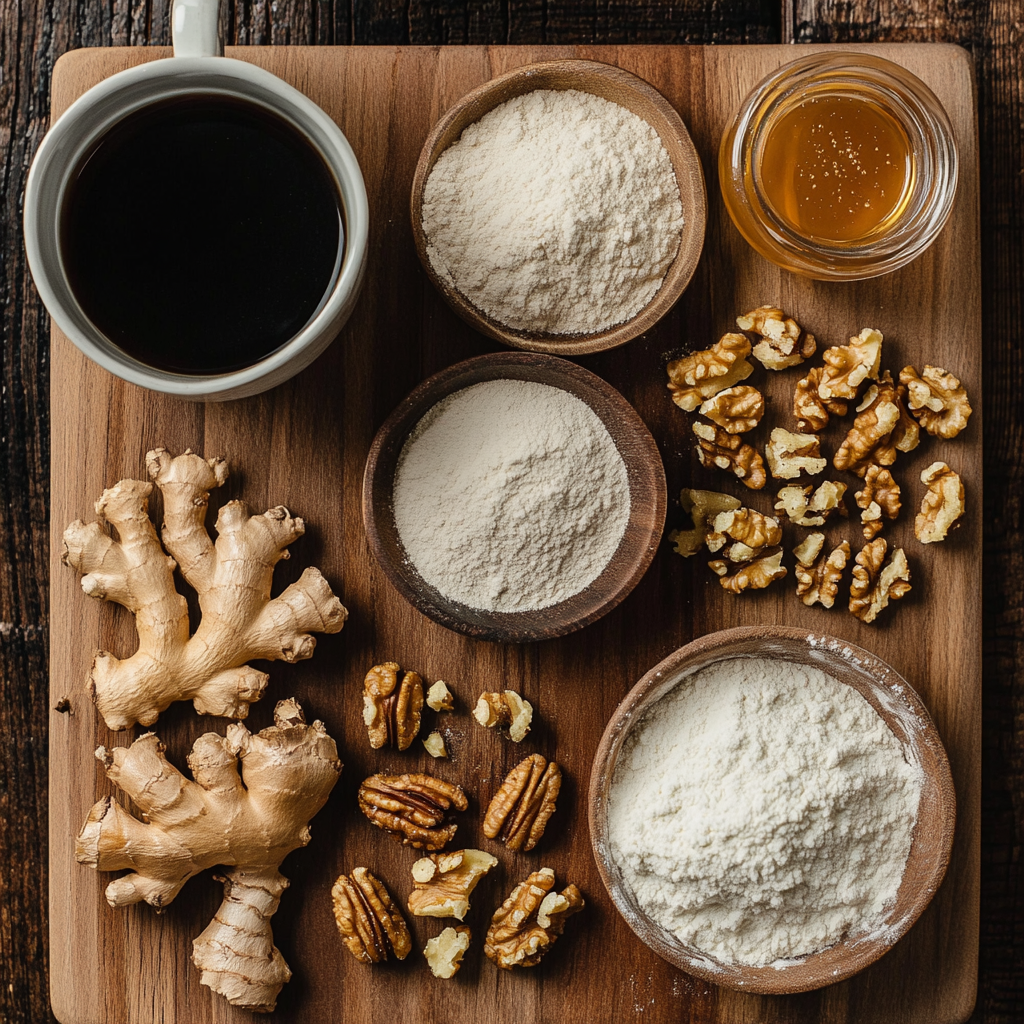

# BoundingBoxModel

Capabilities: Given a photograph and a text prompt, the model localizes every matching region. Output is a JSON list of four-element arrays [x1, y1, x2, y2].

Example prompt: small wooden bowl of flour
[[588, 626, 956, 994], [410, 60, 706, 355], [362, 351, 666, 642]]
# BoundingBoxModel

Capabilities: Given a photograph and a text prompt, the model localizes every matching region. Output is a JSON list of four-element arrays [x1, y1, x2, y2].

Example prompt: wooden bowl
[[410, 59, 707, 355], [588, 626, 956, 994], [362, 352, 667, 643]]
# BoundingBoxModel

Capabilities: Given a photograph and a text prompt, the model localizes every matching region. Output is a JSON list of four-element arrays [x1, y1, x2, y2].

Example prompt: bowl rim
[[587, 625, 956, 994], [361, 351, 667, 643], [409, 58, 707, 355]]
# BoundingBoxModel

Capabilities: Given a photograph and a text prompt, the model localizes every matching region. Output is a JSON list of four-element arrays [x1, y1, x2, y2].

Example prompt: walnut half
[[358, 772, 468, 850], [849, 539, 912, 623], [775, 481, 847, 526], [483, 753, 562, 852], [737, 305, 816, 370], [698, 385, 765, 433], [900, 365, 972, 439], [916, 462, 965, 543], [332, 867, 412, 964], [818, 328, 883, 402], [363, 662, 423, 751], [484, 868, 584, 970], [855, 465, 901, 540], [408, 849, 498, 920], [693, 422, 767, 490], [709, 550, 787, 593], [766, 428, 826, 480], [474, 690, 533, 742], [793, 534, 850, 609], [667, 333, 754, 411], [668, 489, 742, 558]]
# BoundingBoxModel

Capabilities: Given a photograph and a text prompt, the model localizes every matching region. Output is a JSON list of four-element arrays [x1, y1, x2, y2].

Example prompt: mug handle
[[172, 0, 223, 57]]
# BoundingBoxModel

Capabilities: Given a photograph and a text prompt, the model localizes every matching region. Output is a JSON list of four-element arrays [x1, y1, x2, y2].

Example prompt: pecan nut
[[408, 848, 498, 920], [473, 690, 533, 742], [849, 539, 912, 623], [483, 753, 562, 852], [693, 422, 767, 490], [362, 662, 424, 750], [332, 867, 412, 964], [484, 868, 584, 970], [667, 333, 754, 411], [358, 772, 468, 850]]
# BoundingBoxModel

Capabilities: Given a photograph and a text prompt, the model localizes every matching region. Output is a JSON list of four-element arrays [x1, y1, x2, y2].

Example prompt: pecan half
[[358, 772, 468, 850], [363, 662, 424, 751], [483, 753, 562, 852], [484, 868, 584, 970], [693, 422, 767, 490], [332, 867, 412, 964]]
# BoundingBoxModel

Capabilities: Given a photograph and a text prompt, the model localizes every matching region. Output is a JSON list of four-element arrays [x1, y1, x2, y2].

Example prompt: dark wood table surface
[[1, 2, 1020, 1022]]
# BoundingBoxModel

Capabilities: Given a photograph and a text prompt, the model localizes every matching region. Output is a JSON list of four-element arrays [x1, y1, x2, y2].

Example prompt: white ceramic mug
[[24, 0, 368, 401]]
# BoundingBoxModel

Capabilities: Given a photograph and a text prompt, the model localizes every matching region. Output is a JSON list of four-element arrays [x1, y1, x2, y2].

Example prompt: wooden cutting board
[[48, 43, 981, 1024]]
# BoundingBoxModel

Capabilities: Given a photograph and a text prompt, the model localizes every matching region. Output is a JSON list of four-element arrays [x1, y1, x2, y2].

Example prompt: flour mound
[[392, 379, 630, 612], [608, 658, 923, 966], [422, 89, 684, 336]]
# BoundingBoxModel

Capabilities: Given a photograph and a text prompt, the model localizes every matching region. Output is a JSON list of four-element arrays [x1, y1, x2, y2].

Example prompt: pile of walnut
[[334, 663, 581, 979], [667, 309, 971, 622]]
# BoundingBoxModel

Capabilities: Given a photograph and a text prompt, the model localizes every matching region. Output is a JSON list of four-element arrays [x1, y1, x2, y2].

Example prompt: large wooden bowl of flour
[[588, 626, 956, 994], [362, 351, 666, 642], [410, 59, 707, 355]]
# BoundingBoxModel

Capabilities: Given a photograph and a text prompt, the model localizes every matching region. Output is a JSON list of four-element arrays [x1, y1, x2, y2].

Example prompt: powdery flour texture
[[392, 379, 630, 612], [608, 657, 923, 966], [421, 89, 685, 335]]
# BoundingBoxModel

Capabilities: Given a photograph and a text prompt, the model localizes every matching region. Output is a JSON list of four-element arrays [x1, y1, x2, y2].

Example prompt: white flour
[[392, 379, 630, 612], [421, 88, 684, 335], [608, 657, 922, 966]]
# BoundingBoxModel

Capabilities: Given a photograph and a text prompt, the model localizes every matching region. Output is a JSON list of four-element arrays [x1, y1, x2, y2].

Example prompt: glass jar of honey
[[719, 53, 958, 280]]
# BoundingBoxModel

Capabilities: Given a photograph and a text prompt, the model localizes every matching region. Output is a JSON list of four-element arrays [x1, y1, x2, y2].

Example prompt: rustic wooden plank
[[46, 42, 980, 1024]]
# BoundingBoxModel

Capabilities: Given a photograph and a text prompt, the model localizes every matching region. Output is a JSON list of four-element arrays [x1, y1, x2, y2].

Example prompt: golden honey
[[719, 53, 958, 280], [758, 92, 913, 244]]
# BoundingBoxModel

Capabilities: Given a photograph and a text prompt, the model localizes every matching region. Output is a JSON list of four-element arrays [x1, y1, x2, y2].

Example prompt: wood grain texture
[[48, 43, 979, 1024]]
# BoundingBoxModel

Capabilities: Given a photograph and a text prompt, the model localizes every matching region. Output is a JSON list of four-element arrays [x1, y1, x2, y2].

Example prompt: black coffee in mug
[[60, 95, 343, 375]]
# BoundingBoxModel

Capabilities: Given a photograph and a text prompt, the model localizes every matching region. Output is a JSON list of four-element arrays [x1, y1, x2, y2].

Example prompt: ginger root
[[76, 698, 342, 1013], [62, 448, 347, 730]]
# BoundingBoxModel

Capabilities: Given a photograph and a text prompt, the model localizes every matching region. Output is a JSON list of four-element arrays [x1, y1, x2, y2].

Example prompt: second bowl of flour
[[362, 352, 667, 642]]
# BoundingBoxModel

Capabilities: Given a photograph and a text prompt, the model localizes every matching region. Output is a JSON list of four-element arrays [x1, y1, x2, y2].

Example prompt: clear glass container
[[719, 52, 958, 281]]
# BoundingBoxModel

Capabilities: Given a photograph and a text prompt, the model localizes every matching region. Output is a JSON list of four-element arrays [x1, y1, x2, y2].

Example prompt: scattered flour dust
[[608, 657, 923, 967], [392, 379, 630, 613], [421, 88, 684, 335]]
